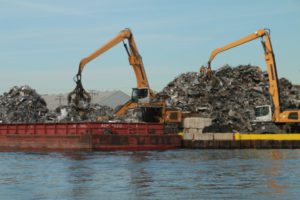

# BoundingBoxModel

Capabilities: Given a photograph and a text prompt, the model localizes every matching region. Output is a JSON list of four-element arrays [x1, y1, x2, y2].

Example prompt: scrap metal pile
[[153, 65, 300, 132], [0, 86, 49, 123], [0, 85, 113, 123], [50, 104, 113, 122], [1, 65, 299, 131]]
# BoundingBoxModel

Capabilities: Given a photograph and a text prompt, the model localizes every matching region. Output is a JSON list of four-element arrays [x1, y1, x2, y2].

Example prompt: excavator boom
[[68, 29, 154, 110], [78, 30, 131, 75], [208, 29, 266, 68], [77, 29, 150, 88]]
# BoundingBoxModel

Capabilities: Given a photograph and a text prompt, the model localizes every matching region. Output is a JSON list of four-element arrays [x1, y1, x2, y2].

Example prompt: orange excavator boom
[[68, 29, 154, 109]]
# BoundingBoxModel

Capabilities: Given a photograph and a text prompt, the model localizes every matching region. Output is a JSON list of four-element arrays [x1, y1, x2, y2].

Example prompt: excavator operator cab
[[131, 88, 150, 103], [253, 105, 272, 122]]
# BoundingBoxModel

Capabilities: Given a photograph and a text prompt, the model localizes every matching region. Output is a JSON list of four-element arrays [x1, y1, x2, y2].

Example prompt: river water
[[0, 149, 299, 200]]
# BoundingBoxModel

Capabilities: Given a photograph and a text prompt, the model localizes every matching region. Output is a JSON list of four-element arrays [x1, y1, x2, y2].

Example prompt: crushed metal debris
[[153, 65, 300, 132], [1, 65, 299, 132]]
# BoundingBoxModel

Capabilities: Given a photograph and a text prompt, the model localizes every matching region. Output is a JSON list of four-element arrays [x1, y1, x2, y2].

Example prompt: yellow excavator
[[68, 29, 182, 124], [206, 29, 300, 133]]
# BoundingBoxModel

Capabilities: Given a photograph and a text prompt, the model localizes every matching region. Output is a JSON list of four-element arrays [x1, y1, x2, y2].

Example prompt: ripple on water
[[0, 149, 299, 200]]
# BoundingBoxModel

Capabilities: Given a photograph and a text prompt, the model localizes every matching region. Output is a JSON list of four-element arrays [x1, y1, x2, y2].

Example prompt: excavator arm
[[208, 29, 267, 68], [68, 29, 154, 110], [207, 29, 281, 121], [77, 29, 150, 88]]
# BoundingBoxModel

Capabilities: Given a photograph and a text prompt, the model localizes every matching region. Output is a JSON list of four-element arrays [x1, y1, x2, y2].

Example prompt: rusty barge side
[[0, 122, 181, 151]]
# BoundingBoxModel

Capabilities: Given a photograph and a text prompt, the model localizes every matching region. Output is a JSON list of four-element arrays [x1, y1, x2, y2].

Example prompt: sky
[[0, 0, 300, 95]]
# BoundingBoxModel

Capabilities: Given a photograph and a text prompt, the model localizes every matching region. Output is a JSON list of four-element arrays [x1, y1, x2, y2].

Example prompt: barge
[[0, 122, 181, 151], [182, 133, 300, 149]]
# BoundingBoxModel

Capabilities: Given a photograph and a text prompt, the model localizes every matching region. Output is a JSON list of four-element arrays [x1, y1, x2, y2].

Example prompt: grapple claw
[[67, 74, 91, 110]]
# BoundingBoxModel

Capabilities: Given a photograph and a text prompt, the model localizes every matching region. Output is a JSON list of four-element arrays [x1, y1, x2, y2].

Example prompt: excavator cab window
[[255, 106, 270, 117], [131, 88, 149, 103], [288, 112, 298, 120]]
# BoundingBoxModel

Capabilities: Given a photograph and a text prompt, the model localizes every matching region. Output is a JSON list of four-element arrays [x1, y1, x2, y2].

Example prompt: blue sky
[[0, 0, 299, 94]]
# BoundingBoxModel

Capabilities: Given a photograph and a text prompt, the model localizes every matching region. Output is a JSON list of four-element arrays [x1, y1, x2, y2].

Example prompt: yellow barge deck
[[182, 133, 300, 149]]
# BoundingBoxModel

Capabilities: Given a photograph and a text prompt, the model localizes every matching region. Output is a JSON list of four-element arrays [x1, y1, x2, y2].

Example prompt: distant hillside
[[42, 90, 130, 110]]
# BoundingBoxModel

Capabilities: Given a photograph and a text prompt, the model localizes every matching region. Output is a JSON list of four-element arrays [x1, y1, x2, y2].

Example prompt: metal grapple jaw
[[67, 74, 91, 110]]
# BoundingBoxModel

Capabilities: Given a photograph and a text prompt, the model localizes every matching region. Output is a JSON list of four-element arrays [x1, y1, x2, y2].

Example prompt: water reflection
[[128, 152, 154, 197], [262, 150, 288, 199]]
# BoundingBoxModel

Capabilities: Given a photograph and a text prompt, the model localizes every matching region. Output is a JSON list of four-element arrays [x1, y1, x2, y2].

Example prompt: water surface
[[0, 149, 299, 200]]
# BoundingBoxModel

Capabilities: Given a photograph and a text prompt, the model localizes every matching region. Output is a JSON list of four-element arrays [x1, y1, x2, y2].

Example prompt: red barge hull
[[0, 122, 182, 151]]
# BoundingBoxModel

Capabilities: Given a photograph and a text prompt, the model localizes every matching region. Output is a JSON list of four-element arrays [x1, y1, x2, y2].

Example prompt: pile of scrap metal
[[0, 85, 113, 123], [0, 85, 48, 123], [153, 65, 300, 132], [52, 104, 113, 122], [1, 65, 299, 131]]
